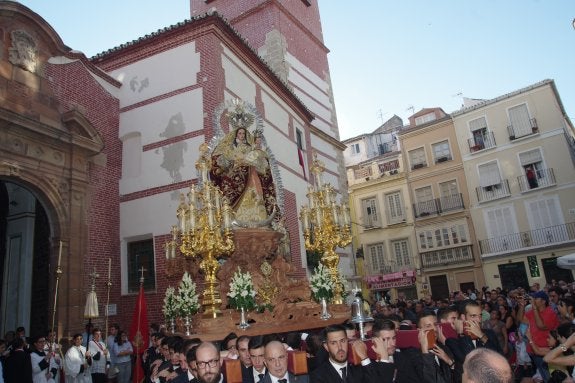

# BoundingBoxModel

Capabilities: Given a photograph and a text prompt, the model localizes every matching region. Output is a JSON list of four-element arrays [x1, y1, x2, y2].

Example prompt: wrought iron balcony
[[413, 200, 439, 218], [385, 209, 407, 225], [507, 118, 538, 140], [438, 193, 464, 212], [413, 194, 465, 219], [518, 168, 556, 192], [475, 179, 511, 203], [468, 131, 496, 153], [479, 222, 575, 255], [421, 245, 473, 268]]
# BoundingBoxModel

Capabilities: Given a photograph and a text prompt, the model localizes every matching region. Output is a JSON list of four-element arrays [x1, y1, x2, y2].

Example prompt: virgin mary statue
[[210, 100, 280, 227]]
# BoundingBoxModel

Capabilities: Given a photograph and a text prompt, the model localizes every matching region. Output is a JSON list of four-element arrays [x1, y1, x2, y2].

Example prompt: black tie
[[341, 366, 347, 382], [258, 373, 264, 382], [278, 380, 287, 383]]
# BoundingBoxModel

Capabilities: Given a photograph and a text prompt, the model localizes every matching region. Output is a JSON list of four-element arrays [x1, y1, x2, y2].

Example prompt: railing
[[476, 179, 511, 203], [386, 209, 407, 225], [468, 131, 496, 153], [413, 200, 439, 218], [507, 118, 538, 140], [421, 246, 473, 268], [413, 194, 465, 219], [438, 193, 464, 212], [354, 166, 372, 179], [435, 155, 453, 164], [518, 168, 556, 192], [479, 222, 575, 255]]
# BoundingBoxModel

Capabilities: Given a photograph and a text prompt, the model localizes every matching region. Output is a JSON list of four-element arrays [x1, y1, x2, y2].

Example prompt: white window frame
[[391, 239, 411, 267], [507, 102, 533, 138], [350, 143, 360, 156], [432, 140, 451, 163], [385, 191, 405, 224], [415, 112, 436, 126], [362, 197, 381, 228], [367, 243, 385, 274]]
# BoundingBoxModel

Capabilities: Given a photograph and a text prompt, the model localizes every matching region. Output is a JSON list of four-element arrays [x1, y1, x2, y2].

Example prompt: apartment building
[[451, 80, 575, 290], [398, 108, 485, 299], [345, 116, 421, 301]]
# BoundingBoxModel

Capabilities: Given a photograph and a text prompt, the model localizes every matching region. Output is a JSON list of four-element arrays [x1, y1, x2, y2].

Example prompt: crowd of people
[[4, 279, 575, 383]]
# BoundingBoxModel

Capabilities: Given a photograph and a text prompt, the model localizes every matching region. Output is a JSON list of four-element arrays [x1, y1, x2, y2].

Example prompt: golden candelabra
[[165, 145, 235, 318], [299, 153, 352, 304]]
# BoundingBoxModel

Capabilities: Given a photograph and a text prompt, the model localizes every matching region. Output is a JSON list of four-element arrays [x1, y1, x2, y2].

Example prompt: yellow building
[[451, 80, 575, 289], [398, 108, 485, 299]]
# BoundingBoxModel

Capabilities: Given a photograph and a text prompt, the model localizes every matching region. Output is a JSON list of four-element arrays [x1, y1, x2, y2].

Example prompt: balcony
[[421, 245, 474, 268], [413, 194, 465, 219], [435, 155, 452, 164], [413, 200, 439, 218], [386, 209, 407, 225], [518, 168, 556, 192], [507, 118, 539, 141], [438, 193, 465, 212], [476, 179, 511, 203], [354, 166, 372, 180], [468, 131, 496, 153], [478, 222, 575, 255], [411, 162, 427, 170]]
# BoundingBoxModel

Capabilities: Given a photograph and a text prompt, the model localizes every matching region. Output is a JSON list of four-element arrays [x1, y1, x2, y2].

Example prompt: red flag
[[298, 148, 306, 180], [129, 283, 149, 383]]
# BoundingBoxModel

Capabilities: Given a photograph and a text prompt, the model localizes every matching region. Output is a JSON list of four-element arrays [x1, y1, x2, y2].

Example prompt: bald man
[[462, 348, 513, 383], [195, 342, 224, 383], [261, 341, 309, 383]]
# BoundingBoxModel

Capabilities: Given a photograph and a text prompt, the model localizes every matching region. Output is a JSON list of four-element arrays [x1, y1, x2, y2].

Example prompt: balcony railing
[[386, 209, 407, 225], [421, 245, 473, 268], [476, 179, 511, 203], [354, 166, 372, 179], [413, 200, 439, 218], [411, 162, 427, 170], [518, 168, 556, 192], [468, 131, 496, 153], [438, 193, 465, 212], [479, 222, 575, 255], [507, 118, 538, 141], [435, 155, 453, 164], [413, 194, 465, 219]]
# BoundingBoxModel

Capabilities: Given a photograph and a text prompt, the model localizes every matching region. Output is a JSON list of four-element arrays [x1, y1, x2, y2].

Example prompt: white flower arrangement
[[162, 286, 178, 320], [175, 272, 200, 317], [227, 267, 256, 310], [310, 264, 335, 302]]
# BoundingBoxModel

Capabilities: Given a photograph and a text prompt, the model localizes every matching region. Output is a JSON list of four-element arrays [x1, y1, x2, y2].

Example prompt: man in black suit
[[246, 335, 267, 383], [370, 319, 424, 383], [3, 337, 33, 383], [418, 312, 456, 383], [445, 300, 501, 383], [260, 340, 308, 383], [237, 335, 252, 383], [195, 342, 225, 383], [309, 324, 373, 383]]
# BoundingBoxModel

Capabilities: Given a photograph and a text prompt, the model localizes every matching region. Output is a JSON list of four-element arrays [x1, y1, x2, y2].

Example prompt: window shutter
[[509, 104, 531, 136], [469, 117, 487, 132], [519, 149, 542, 166], [478, 162, 501, 187]]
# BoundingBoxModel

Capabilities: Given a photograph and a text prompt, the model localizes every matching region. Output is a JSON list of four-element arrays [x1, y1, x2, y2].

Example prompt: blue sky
[[16, 0, 575, 140]]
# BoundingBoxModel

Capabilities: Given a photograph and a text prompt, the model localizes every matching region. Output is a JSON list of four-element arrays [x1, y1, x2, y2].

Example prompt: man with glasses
[[261, 340, 309, 383], [195, 342, 223, 383]]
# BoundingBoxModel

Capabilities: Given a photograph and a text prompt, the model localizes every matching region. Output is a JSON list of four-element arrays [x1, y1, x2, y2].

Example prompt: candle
[[165, 243, 170, 259], [171, 245, 176, 259], [332, 203, 339, 226], [301, 207, 309, 230], [208, 203, 214, 227], [190, 209, 196, 230], [108, 258, 111, 279], [57, 241, 62, 268]]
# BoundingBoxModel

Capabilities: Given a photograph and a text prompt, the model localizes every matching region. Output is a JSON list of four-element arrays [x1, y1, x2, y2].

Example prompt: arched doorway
[[0, 180, 52, 337]]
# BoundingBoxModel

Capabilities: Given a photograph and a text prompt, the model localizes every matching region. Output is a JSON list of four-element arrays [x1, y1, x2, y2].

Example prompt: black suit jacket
[[309, 361, 374, 383], [445, 329, 501, 383], [421, 343, 454, 383], [260, 371, 309, 383], [4, 349, 33, 383], [368, 348, 424, 383]]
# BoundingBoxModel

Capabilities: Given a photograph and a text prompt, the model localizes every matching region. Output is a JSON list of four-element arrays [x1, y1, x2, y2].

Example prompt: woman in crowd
[[111, 331, 132, 383]]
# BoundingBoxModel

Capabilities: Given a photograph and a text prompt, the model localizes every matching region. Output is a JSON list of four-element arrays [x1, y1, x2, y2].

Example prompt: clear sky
[[15, 0, 575, 141]]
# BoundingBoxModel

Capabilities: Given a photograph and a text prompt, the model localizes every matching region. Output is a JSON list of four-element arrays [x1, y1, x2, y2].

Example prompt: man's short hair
[[463, 348, 513, 383], [237, 335, 250, 344], [372, 319, 396, 337], [248, 335, 265, 350], [438, 307, 458, 320], [321, 324, 347, 342], [459, 300, 480, 316]]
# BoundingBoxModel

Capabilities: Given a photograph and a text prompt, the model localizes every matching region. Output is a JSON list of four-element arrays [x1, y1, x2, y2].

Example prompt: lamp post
[[166, 144, 235, 318], [299, 153, 352, 304]]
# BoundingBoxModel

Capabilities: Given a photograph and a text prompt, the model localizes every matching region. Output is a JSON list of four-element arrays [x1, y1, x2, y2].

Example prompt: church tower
[[191, 0, 347, 192]]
